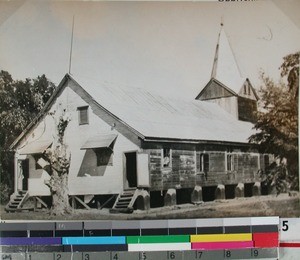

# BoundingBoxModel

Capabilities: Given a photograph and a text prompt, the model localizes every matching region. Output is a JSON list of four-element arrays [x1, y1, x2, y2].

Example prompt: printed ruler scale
[[1, 216, 298, 260]]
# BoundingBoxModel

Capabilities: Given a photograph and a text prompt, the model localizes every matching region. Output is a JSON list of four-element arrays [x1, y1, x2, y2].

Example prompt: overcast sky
[[0, 0, 299, 98]]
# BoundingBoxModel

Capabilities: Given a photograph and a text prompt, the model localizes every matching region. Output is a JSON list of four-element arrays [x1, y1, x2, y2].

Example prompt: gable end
[[9, 74, 71, 150], [196, 78, 236, 101]]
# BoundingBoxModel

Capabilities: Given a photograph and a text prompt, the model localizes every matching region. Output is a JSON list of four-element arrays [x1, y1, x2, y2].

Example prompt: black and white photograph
[[0, 0, 299, 220]]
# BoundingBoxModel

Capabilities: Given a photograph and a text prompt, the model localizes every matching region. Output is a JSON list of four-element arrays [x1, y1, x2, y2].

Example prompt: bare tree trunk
[[49, 171, 72, 215], [44, 109, 72, 216]]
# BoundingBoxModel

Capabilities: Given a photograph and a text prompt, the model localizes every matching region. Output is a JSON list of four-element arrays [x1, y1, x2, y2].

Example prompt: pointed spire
[[211, 22, 223, 78], [210, 22, 244, 94]]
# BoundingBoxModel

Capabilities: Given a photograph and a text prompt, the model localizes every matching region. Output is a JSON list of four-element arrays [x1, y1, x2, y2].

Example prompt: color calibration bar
[[0, 249, 279, 260], [0, 217, 279, 259]]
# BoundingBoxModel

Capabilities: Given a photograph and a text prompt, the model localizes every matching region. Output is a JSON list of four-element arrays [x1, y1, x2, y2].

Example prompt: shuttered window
[[198, 153, 209, 172], [163, 148, 171, 168], [78, 106, 89, 125], [244, 85, 247, 95], [227, 154, 232, 171], [248, 84, 251, 95], [95, 149, 113, 166]]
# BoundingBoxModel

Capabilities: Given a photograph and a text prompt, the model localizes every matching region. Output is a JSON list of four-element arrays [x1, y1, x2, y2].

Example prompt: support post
[[14, 153, 19, 193], [34, 197, 37, 212], [191, 186, 203, 204], [164, 188, 176, 206], [253, 182, 261, 196], [71, 196, 76, 209], [74, 196, 91, 210], [136, 190, 150, 210], [235, 183, 245, 198], [215, 184, 225, 200]]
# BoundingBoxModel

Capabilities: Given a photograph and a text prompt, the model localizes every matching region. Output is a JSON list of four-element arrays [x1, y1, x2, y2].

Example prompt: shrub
[[0, 183, 12, 204]]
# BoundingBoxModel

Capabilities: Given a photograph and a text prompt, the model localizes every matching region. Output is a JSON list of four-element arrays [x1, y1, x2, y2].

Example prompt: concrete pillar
[[136, 190, 150, 210], [215, 184, 225, 200], [235, 183, 244, 198], [253, 182, 261, 196], [191, 186, 203, 204], [164, 188, 176, 206]]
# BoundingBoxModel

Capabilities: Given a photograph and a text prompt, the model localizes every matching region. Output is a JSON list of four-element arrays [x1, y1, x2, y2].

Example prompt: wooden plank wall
[[149, 149, 163, 189], [199, 80, 233, 100], [148, 149, 263, 191], [238, 96, 257, 123], [172, 150, 196, 189]]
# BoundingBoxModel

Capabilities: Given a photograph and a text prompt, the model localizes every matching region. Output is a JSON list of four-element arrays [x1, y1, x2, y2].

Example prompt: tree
[[249, 51, 299, 191], [0, 71, 55, 201], [44, 108, 72, 216]]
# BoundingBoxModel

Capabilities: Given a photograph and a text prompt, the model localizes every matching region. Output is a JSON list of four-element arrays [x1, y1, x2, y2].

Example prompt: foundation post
[[215, 184, 225, 200], [164, 188, 176, 206], [191, 186, 203, 204], [235, 183, 245, 198]]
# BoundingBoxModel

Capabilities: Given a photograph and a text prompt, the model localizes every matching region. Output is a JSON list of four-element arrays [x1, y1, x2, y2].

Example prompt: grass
[[1, 193, 299, 221]]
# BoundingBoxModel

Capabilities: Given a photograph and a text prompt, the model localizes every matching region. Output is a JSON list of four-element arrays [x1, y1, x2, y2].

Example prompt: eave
[[143, 136, 253, 147]]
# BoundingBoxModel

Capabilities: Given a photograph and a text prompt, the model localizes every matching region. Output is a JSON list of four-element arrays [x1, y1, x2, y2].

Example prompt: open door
[[21, 159, 29, 190], [137, 153, 150, 187], [125, 152, 137, 188]]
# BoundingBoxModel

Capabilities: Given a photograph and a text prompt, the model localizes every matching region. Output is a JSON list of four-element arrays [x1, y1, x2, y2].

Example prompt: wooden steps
[[5, 190, 30, 212], [110, 188, 138, 214]]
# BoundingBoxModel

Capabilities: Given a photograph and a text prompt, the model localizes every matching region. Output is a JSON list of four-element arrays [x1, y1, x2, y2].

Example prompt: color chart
[[0, 217, 288, 259]]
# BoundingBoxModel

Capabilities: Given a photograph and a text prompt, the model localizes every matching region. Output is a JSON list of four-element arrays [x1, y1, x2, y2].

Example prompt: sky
[[0, 0, 299, 99]]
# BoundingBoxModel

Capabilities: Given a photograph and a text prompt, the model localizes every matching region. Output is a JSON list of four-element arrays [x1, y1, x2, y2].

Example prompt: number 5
[[282, 220, 289, 231]]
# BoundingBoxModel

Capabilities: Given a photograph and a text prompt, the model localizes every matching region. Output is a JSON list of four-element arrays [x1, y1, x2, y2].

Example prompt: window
[[78, 106, 89, 125], [199, 153, 209, 172], [244, 84, 247, 95], [264, 154, 269, 171], [227, 154, 233, 171], [163, 148, 171, 167], [95, 149, 113, 166]]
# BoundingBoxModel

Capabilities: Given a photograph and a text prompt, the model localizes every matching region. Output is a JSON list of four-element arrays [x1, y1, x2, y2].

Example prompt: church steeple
[[210, 22, 223, 79], [210, 23, 244, 94], [196, 23, 258, 124]]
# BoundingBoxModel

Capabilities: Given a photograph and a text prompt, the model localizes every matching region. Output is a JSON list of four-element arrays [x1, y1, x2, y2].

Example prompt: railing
[[17, 191, 29, 209]]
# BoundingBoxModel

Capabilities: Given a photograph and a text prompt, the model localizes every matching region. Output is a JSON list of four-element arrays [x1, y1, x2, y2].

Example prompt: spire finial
[[221, 16, 224, 27]]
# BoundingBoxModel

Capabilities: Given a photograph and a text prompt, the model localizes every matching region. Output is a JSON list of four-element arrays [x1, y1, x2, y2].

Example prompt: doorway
[[125, 152, 137, 188], [21, 159, 29, 190]]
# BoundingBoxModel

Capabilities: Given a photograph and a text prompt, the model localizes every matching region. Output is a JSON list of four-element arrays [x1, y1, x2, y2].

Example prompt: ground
[[1, 193, 299, 220]]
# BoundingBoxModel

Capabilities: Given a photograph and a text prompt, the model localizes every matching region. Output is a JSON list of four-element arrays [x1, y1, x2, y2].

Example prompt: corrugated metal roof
[[72, 75, 255, 144], [19, 140, 52, 155], [81, 134, 117, 150]]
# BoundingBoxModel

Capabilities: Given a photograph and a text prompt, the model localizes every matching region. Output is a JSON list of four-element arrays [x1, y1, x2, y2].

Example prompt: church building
[[6, 25, 271, 213]]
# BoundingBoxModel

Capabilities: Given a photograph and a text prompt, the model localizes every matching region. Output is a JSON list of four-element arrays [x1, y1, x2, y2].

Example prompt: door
[[21, 159, 29, 190], [137, 153, 150, 187], [125, 152, 137, 188]]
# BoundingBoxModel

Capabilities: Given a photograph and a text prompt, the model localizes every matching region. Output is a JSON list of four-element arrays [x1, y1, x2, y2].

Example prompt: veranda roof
[[18, 140, 52, 155]]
